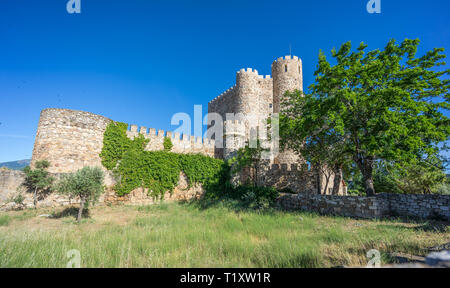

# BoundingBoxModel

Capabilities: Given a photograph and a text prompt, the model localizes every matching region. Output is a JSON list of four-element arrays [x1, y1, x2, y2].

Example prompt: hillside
[[0, 159, 31, 170]]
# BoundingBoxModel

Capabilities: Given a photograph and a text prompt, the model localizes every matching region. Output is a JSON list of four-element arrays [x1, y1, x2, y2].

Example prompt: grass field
[[0, 201, 448, 268]]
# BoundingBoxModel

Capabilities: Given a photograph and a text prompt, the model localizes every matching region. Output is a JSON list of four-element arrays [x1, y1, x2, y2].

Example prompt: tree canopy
[[281, 39, 449, 195], [56, 166, 105, 222], [23, 160, 54, 208]]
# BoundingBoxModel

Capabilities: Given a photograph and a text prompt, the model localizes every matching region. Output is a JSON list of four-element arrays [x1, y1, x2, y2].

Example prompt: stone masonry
[[29, 55, 343, 196], [277, 193, 450, 221], [31, 108, 215, 174], [208, 55, 343, 194]]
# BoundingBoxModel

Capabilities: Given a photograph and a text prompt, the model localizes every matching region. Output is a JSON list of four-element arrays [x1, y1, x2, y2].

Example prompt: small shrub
[[204, 184, 279, 210], [347, 189, 362, 196], [13, 194, 25, 205]]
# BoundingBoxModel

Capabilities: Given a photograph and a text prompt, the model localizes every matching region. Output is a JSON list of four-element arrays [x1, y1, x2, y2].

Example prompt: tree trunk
[[77, 197, 86, 223], [321, 169, 330, 195], [33, 187, 38, 209], [363, 174, 375, 196], [332, 165, 343, 195], [354, 155, 376, 196]]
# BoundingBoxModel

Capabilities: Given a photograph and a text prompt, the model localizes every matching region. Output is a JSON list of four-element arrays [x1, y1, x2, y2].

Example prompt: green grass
[[0, 215, 11, 226], [0, 201, 448, 268]]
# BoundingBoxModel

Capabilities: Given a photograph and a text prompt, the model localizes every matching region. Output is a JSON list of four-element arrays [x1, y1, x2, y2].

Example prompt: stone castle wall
[[31, 109, 216, 175], [0, 169, 25, 203], [127, 125, 215, 157]]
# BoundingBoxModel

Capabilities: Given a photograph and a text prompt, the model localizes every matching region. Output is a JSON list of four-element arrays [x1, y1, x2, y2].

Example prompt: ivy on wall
[[100, 122, 226, 198], [163, 137, 173, 151]]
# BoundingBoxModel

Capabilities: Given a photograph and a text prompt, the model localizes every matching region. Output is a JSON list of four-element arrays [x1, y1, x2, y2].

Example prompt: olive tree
[[23, 160, 54, 209], [56, 166, 104, 222]]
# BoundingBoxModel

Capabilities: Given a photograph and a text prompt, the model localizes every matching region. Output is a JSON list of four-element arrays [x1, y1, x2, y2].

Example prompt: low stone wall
[[277, 193, 389, 219], [378, 193, 450, 221], [0, 169, 25, 202], [277, 193, 450, 221]]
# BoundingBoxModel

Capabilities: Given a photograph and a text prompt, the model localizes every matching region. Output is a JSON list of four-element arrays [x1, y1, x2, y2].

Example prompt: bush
[[203, 184, 279, 210], [13, 194, 25, 205]]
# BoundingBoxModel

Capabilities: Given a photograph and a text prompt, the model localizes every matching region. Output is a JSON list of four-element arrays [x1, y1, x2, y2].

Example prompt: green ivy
[[100, 122, 227, 199], [163, 137, 173, 151], [100, 122, 149, 170]]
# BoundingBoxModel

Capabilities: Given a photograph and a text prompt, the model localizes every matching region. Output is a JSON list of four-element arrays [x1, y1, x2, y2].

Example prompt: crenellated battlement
[[272, 55, 302, 65], [126, 123, 215, 156], [209, 85, 237, 104], [237, 67, 260, 75], [268, 163, 311, 173]]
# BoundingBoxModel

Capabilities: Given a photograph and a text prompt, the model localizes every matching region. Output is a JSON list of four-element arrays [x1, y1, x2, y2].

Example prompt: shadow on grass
[[180, 197, 280, 215], [379, 215, 449, 233], [51, 207, 90, 220], [408, 221, 448, 233]]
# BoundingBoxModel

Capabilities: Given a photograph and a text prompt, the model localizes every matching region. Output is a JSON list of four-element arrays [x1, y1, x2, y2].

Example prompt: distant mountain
[[0, 159, 31, 170]]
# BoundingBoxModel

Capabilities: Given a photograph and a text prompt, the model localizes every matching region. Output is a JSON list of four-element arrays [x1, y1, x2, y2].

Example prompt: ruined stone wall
[[126, 125, 215, 157], [31, 108, 111, 174], [378, 193, 450, 220], [0, 169, 25, 203], [277, 193, 390, 219], [277, 193, 450, 221]]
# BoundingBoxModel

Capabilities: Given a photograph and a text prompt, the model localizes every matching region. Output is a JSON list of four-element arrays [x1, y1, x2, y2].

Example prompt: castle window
[[299, 66, 301, 73], [285, 65, 288, 72], [269, 104, 272, 109]]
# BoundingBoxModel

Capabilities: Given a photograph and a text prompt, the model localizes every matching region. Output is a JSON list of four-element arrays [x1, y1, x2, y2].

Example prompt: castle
[[31, 55, 345, 195]]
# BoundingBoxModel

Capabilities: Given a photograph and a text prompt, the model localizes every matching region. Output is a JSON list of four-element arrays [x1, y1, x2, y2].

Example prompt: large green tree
[[281, 91, 353, 195], [281, 39, 449, 196]]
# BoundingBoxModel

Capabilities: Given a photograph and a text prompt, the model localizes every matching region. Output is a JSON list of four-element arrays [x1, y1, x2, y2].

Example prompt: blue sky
[[0, 0, 449, 162]]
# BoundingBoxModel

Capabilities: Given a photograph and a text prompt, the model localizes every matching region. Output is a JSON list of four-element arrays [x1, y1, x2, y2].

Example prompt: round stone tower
[[235, 68, 260, 121], [271, 55, 303, 113], [271, 55, 304, 164], [31, 108, 111, 173]]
